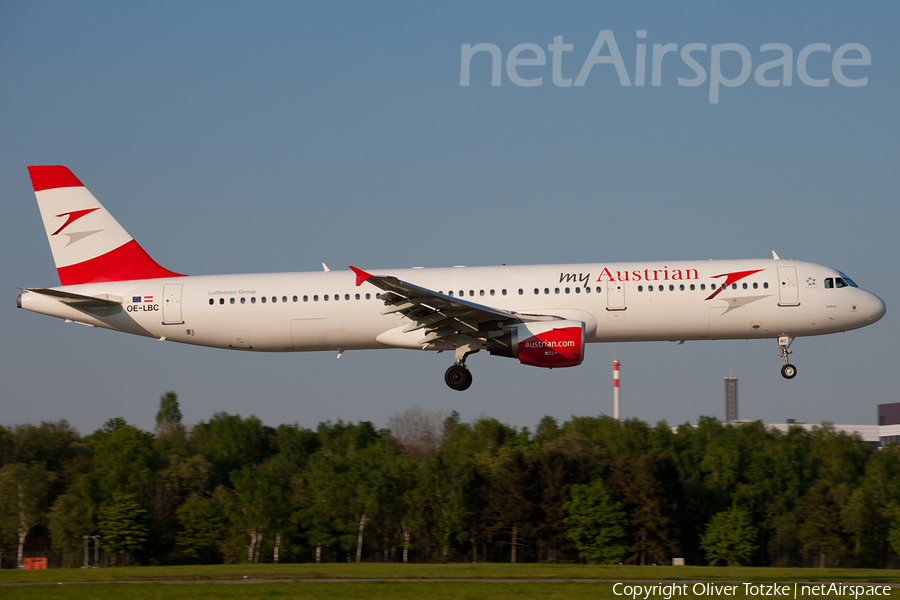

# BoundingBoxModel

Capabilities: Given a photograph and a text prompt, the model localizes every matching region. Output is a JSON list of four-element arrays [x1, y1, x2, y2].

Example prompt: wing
[[349, 266, 554, 348]]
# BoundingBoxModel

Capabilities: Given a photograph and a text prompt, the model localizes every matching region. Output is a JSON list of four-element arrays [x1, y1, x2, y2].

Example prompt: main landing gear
[[445, 364, 472, 391], [445, 336, 480, 391], [777, 336, 797, 379]]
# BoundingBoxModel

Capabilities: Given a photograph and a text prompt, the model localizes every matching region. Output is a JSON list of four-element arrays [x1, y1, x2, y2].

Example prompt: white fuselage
[[18, 259, 886, 353]]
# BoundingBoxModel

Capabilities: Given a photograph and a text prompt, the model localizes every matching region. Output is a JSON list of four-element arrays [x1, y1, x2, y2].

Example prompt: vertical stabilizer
[[27, 165, 183, 285]]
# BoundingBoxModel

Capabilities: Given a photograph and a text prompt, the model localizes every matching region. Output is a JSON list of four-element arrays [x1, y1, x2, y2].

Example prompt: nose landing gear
[[777, 336, 797, 379]]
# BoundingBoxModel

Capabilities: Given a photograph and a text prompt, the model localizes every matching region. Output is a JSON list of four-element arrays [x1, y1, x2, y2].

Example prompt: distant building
[[878, 402, 900, 426], [725, 377, 738, 422]]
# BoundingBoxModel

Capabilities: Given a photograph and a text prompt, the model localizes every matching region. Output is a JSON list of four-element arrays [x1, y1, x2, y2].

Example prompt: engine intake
[[487, 320, 585, 368]]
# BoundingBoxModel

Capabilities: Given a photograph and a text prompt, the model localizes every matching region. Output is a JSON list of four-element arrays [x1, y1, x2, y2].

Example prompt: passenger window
[[449, 291, 454, 297], [323, 295, 328, 301], [544, 288, 550, 295], [764, 282, 769, 289], [251, 297, 257, 304], [303, 295, 308, 302], [753, 283, 758, 289], [209, 299, 214, 305], [241, 297, 246, 304], [272, 296, 277, 303], [502, 289, 508, 296], [261, 297, 267, 304], [700, 284, 706, 290], [648, 285, 654, 292], [585, 286, 591, 293], [490, 290, 495, 296], [680, 284, 685, 291], [283, 296, 288, 303], [480, 290, 485, 296], [376, 293, 381, 299], [292, 296, 297, 302], [596, 287, 601, 293], [731, 283, 737, 289], [575, 287, 581, 294], [638, 285, 643, 292], [690, 284, 695, 291], [231, 298, 235, 304], [219, 298, 225, 305], [345, 294, 349, 300], [355, 293, 360, 300], [469, 290, 474, 297], [565, 288, 570, 294], [534, 289, 538, 295], [459, 290, 464, 297], [366, 293, 371, 299], [742, 283, 747, 289], [824, 278, 833, 289], [669, 285, 674, 291]]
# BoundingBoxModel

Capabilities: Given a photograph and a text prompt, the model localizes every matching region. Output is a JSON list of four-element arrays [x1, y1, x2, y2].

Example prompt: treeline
[[1, 393, 900, 568]]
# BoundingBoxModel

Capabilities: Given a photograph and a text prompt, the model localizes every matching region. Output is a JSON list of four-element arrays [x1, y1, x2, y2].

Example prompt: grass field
[[1, 581, 899, 600], [1, 563, 899, 584], [1, 564, 898, 600]]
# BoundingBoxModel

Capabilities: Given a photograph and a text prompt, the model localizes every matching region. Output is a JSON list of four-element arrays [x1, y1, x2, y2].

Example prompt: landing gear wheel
[[781, 364, 797, 379], [445, 364, 473, 391]]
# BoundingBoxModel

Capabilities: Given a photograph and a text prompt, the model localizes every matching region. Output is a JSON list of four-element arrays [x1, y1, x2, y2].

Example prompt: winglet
[[349, 266, 373, 287]]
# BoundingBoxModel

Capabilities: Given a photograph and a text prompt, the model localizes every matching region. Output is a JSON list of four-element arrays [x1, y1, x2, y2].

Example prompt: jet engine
[[487, 320, 585, 368]]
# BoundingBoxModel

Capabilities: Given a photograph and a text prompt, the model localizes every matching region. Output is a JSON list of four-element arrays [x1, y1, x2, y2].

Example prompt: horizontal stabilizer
[[24, 287, 123, 308]]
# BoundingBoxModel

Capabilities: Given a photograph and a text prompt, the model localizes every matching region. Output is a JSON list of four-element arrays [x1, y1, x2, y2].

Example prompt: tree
[[97, 493, 149, 565], [700, 506, 757, 566], [0, 462, 54, 568], [175, 493, 227, 563], [48, 487, 94, 566], [89, 420, 156, 499], [799, 481, 847, 568], [155, 391, 184, 437], [564, 479, 628, 564], [388, 407, 446, 461]]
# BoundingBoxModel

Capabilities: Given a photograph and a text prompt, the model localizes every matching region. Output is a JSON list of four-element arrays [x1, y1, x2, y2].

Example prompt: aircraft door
[[777, 266, 800, 306], [162, 284, 184, 324], [291, 318, 328, 350], [606, 281, 626, 310]]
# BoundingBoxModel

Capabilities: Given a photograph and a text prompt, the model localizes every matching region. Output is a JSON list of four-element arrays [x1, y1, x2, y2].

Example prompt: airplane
[[18, 165, 886, 391]]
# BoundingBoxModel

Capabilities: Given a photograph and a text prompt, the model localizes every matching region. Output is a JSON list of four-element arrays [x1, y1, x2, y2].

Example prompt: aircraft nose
[[867, 292, 886, 323]]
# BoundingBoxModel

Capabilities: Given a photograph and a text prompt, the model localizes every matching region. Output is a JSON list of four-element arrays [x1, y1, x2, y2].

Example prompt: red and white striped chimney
[[613, 360, 620, 422]]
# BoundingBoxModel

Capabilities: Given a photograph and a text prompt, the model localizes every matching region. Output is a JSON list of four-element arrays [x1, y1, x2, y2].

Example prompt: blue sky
[[1, 1, 897, 435]]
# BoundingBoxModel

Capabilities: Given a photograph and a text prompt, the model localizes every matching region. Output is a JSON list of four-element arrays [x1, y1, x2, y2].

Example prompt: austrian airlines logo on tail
[[705, 269, 765, 300], [51, 208, 101, 236]]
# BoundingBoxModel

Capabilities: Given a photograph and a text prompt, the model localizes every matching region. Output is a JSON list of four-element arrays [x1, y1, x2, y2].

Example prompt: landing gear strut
[[445, 336, 480, 391], [777, 336, 797, 379]]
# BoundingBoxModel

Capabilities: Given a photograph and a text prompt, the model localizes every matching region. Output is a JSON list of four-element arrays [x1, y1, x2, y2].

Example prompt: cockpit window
[[824, 278, 833, 289], [837, 272, 859, 287], [836, 277, 848, 288]]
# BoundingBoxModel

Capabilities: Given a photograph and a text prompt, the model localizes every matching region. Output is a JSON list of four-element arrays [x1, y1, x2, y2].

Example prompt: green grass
[[10, 581, 898, 600], [0, 563, 899, 585]]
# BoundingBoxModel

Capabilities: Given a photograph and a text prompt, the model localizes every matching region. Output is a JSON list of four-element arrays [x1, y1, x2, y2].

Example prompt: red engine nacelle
[[487, 320, 585, 368]]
